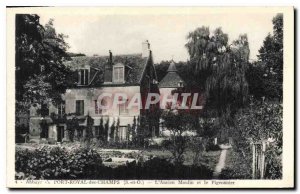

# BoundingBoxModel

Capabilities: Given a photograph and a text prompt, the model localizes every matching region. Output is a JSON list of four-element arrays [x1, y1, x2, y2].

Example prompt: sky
[[39, 12, 276, 63]]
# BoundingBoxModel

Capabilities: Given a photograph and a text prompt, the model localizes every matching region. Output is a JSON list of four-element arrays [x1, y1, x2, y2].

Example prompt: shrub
[[219, 168, 251, 179], [16, 147, 213, 180], [206, 142, 220, 151], [15, 146, 103, 180], [218, 150, 252, 179], [231, 100, 283, 179], [264, 144, 282, 179]]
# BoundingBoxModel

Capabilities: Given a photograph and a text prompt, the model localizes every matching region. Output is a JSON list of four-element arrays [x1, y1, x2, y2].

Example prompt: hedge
[[15, 146, 213, 180]]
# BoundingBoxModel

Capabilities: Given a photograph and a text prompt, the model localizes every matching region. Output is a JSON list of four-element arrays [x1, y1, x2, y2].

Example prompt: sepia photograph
[[6, 7, 294, 188]]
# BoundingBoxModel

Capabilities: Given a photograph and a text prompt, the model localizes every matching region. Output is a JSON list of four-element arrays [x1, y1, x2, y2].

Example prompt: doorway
[[57, 126, 65, 142]]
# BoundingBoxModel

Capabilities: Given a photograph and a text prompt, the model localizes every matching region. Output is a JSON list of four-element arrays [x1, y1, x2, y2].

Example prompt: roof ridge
[[71, 53, 142, 58]]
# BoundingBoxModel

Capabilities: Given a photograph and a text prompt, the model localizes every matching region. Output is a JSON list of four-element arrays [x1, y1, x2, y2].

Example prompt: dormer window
[[78, 69, 89, 85], [113, 63, 124, 83], [178, 81, 183, 88]]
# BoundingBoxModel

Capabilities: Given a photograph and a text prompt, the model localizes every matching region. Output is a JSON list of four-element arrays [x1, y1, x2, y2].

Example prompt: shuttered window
[[119, 99, 129, 115], [76, 100, 84, 116], [113, 66, 124, 83], [58, 102, 65, 116], [78, 69, 89, 85]]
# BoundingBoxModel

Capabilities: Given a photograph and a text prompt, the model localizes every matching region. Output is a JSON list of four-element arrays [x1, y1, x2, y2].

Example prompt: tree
[[234, 100, 282, 148], [162, 110, 197, 165], [104, 118, 109, 142], [16, 15, 73, 113], [85, 115, 94, 148], [233, 99, 283, 179], [254, 13, 283, 101], [185, 26, 249, 133], [66, 115, 79, 142], [15, 14, 44, 104], [99, 117, 105, 141], [131, 116, 137, 144], [115, 117, 120, 142], [154, 61, 170, 81], [110, 120, 115, 141]]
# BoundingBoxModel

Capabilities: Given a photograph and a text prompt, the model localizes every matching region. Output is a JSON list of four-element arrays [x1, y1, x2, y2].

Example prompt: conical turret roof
[[167, 60, 177, 72], [159, 60, 185, 88]]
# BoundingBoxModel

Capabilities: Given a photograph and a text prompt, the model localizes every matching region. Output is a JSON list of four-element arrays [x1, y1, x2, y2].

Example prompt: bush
[[218, 150, 252, 179], [15, 146, 102, 180], [206, 142, 220, 151], [264, 144, 282, 179], [219, 168, 251, 179], [16, 147, 213, 180]]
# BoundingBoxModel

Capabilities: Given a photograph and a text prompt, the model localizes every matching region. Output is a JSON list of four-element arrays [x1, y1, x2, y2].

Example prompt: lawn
[[142, 149, 221, 170], [16, 143, 221, 171], [218, 149, 252, 179]]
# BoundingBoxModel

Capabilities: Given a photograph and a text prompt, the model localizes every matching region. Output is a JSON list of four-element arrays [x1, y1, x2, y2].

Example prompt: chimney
[[142, 40, 150, 58], [104, 50, 113, 83], [109, 50, 112, 63]]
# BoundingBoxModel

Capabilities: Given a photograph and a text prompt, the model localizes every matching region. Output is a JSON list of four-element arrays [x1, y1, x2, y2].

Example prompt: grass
[[219, 149, 252, 179], [17, 143, 222, 171], [142, 148, 221, 170]]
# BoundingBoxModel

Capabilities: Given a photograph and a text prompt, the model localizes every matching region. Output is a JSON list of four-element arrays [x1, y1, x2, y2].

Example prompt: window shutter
[[113, 67, 118, 82], [95, 100, 98, 114], [80, 101, 84, 115], [80, 69, 84, 85], [77, 70, 81, 85], [119, 67, 124, 81], [84, 69, 89, 85], [76, 101, 80, 115], [62, 103, 65, 115]]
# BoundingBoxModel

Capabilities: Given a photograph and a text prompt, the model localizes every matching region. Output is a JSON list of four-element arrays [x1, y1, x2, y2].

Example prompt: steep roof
[[64, 54, 149, 86], [159, 61, 186, 88], [167, 60, 178, 72]]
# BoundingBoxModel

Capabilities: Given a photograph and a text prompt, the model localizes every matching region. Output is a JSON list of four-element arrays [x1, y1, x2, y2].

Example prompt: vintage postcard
[[6, 7, 294, 188]]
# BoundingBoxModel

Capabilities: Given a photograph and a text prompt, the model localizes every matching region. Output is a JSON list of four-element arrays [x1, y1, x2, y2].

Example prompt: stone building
[[29, 40, 160, 143]]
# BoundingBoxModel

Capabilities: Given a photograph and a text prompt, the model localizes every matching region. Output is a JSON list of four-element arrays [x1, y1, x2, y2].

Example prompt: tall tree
[[16, 15, 73, 113], [16, 14, 44, 104], [185, 27, 249, 127], [255, 13, 283, 101]]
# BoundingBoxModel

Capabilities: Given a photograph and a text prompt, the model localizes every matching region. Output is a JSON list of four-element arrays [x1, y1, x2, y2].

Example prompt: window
[[118, 126, 127, 141], [94, 126, 100, 137], [178, 81, 183, 87], [78, 69, 89, 85], [94, 99, 108, 115], [152, 126, 156, 137], [119, 99, 129, 115], [76, 100, 84, 116], [113, 65, 124, 83], [119, 104, 129, 115], [58, 103, 65, 116], [77, 128, 83, 138], [40, 103, 49, 117]]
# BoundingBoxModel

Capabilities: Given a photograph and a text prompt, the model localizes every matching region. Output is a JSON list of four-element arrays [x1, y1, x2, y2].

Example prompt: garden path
[[212, 148, 227, 178]]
